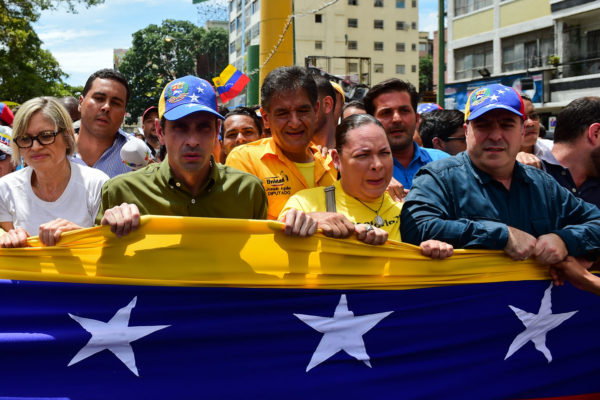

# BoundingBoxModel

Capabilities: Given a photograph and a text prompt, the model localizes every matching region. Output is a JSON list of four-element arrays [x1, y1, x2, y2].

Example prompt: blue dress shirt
[[392, 142, 449, 189]]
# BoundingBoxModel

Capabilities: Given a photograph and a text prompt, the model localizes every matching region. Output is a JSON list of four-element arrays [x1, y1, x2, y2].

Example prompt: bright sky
[[33, 0, 440, 86]]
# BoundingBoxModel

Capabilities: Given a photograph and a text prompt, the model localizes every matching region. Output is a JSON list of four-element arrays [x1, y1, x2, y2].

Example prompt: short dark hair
[[260, 66, 318, 111], [311, 73, 336, 110], [224, 107, 262, 135], [363, 78, 418, 116], [343, 100, 365, 114], [554, 97, 600, 144], [419, 110, 465, 148], [82, 69, 131, 104], [520, 94, 532, 103], [335, 113, 386, 154]]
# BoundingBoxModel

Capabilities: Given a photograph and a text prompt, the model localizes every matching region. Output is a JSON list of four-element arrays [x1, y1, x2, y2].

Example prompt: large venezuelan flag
[[212, 64, 250, 103], [0, 216, 598, 399]]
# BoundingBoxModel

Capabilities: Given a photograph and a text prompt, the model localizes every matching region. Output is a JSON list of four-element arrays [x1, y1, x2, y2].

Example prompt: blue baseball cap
[[417, 103, 443, 114], [158, 75, 224, 121], [464, 84, 524, 122]]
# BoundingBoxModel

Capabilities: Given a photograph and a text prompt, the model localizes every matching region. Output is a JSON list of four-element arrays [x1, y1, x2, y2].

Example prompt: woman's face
[[20, 111, 68, 170], [335, 123, 393, 202]]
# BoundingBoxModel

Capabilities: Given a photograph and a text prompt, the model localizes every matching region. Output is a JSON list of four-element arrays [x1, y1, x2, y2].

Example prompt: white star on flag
[[197, 86, 205, 93], [497, 89, 506, 94], [189, 93, 199, 102], [505, 283, 577, 363], [68, 296, 170, 376], [294, 294, 393, 372], [489, 94, 499, 101]]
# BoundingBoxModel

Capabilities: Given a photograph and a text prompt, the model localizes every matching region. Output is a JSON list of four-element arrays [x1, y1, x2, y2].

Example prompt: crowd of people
[[0, 66, 599, 295]]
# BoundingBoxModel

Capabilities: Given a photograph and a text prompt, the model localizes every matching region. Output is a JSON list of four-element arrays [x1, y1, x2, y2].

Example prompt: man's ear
[[155, 118, 166, 146], [260, 107, 270, 129], [431, 137, 444, 151], [78, 95, 84, 112], [323, 95, 334, 114], [587, 122, 600, 145]]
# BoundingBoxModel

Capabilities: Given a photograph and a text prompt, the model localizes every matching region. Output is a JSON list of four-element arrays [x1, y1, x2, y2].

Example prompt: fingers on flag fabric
[[0, 216, 598, 399], [212, 64, 250, 103]]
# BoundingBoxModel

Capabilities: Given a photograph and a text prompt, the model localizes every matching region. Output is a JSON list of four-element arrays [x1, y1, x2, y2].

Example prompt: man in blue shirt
[[74, 69, 132, 178], [401, 84, 600, 265], [363, 79, 448, 189]]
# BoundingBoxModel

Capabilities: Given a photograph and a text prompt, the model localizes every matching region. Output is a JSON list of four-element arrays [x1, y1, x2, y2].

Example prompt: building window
[[396, 0, 405, 7], [349, 0, 358, 4], [230, 21, 235, 32], [374, 63, 384, 73], [455, 0, 492, 16], [251, 23, 260, 38], [419, 43, 427, 52], [412, 43, 417, 51], [455, 42, 493, 80], [396, 64, 405, 74], [230, 41, 235, 54], [374, 0, 383, 6], [315, 41, 323, 50], [411, 22, 417, 30], [396, 21, 406, 30], [374, 41, 384, 51], [236, 15, 240, 30], [348, 62, 358, 73], [396, 42, 405, 52], [501, 29, 554, 72], [412, 0, 417, 6], [374, 20, 384, 29], [315, 14, 322, 23], [412, 65, 417, 72], [348, 18, 358, 28], [229, 0, 233, 13], [348, 40, 358, 50]]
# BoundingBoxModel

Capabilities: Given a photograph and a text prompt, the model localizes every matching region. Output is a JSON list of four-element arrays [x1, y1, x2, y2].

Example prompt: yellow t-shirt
[[279, 180, 402, 242], [294, 162, 315, 188], [226, 138, 337, 220]]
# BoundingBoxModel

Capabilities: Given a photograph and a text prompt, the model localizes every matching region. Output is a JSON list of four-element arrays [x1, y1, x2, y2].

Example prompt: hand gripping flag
[[0, 216, 599, 399], [212, 64, 250, 103]]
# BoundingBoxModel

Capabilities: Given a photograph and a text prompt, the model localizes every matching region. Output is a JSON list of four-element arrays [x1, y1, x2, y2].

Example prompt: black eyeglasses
[[14, 130, 61, 149], [525, 113, 539, 121], [0, 152, 9, 161], [442, 136, 466, 142]]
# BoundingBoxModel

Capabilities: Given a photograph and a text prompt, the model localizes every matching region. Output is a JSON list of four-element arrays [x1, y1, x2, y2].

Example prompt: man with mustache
[[539, 97, 600, 208], [141, 105, 161, 160], [95, 76, 268, 237], [75, 69, 134, 178], [401, 84, 600, 265], [363, 79, 448, 189], [515, 94, 553, 167]]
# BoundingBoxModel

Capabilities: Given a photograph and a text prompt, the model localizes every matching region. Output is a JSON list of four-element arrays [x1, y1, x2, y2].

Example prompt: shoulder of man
[[227, 137, 271, 159], [101, 162, 161, 190], [217, 163, 265, 188], [416, 151, 467, 175], [420, 146, 451, 161]]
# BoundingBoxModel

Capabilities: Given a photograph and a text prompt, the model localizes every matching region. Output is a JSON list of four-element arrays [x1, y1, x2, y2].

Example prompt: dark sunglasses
[[442, 136, 466, 142]]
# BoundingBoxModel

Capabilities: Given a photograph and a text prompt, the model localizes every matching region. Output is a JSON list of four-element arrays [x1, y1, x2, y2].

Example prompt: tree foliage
[[0, 0, 103, 103], [419, 55, 434, 93], [117, 20, 228, 124]]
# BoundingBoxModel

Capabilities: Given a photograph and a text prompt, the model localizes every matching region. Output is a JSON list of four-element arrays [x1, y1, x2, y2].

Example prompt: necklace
[[353, 195, 385, 227]]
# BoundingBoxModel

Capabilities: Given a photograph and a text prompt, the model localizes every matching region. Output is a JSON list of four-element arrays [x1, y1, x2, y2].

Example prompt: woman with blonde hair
[[0, 97, 109, 247]]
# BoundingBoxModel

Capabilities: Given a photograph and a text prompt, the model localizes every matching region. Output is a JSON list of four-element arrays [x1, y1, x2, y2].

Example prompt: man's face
[[79, 78, 127, 139], [314, 95, 332, 133], [0, 152, 13, 177], [261, 89, 319, 162], [222, 114, 260, 156], [522, 100, 540, 149], [142, 111, 159, 147], [372, 90, 418, 152], [466, 109, 524, 178], [157, 111, 219, 178], [434, 126, 467, 156]]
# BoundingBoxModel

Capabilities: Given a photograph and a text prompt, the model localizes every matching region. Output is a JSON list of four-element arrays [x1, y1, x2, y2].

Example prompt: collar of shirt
[[463, 152, 532, 186], [158, 155, 218, 196]]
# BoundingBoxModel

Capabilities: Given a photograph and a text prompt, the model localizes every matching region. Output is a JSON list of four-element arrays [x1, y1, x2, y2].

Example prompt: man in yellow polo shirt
[[226, 66, 337, 220]]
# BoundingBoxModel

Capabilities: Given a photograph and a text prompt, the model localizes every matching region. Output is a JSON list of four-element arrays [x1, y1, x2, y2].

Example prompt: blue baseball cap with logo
[[158, 75, 224, 121], [464, 83, 524, 122], [417, 103, 443, 114]]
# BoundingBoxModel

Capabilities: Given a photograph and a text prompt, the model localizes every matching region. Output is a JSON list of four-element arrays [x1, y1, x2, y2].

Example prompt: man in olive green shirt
[[97, 75, 268, 236]]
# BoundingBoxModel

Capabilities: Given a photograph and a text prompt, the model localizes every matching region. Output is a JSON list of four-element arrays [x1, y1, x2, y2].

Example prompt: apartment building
[[444, 0, 600, 119], [228, 0, 420, 91]]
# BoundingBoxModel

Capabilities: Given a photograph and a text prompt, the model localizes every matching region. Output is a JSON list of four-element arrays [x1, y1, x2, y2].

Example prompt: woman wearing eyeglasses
[[0, 97, 109, 248]]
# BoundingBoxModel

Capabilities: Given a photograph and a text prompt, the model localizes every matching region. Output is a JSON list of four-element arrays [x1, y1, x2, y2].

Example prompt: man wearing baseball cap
[[141, 105, 160, 158], [96, 75, 268, 236], [0, 126, 15, 178], [401, 83, 600, 265]]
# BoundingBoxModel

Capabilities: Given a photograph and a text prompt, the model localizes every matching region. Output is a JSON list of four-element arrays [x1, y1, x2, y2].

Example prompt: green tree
[[0, 0, 104, 103], [419, 55, 433, 93], [118, 20, 228, 124]]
